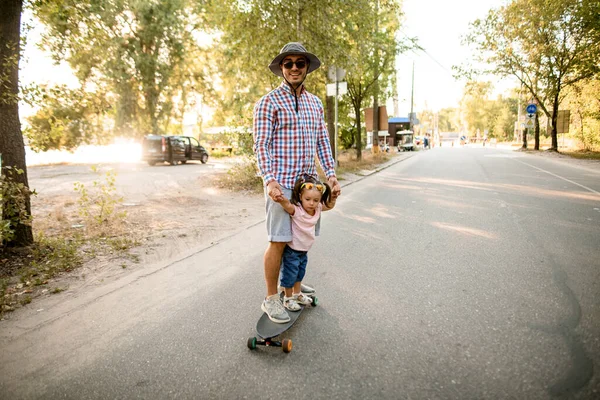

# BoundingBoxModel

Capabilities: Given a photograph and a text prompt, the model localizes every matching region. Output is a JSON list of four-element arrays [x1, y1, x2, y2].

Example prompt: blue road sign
[[526, 104, 537, 114]]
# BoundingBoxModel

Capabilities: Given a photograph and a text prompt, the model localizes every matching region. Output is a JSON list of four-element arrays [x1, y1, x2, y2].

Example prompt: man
[[253, 42, 341, 323]]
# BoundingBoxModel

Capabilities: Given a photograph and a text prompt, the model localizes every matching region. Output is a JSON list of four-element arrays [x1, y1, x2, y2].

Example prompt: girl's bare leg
[[293, 281, 302, 295]]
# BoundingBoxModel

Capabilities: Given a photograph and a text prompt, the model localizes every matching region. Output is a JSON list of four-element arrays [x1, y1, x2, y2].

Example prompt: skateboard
[[247, 292, 318, 353]]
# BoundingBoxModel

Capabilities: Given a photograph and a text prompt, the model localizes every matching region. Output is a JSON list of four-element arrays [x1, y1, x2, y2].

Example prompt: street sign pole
[[334, 79, 338, 165], [327, 67, 346, 166]]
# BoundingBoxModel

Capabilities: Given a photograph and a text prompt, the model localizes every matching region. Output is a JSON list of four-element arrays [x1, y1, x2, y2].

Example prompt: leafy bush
[[73, 166, 126, 225], [214, 156, 263, 193], [0, 167, 36, 246]]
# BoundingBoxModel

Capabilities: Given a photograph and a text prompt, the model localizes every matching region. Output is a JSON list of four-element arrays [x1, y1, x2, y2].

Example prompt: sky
[[394, 0, 513, 116], [20, 1, 514, 121]]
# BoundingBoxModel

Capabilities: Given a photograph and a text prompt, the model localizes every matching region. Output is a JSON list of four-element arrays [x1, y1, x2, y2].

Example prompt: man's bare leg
[[264, 242, 286, 297]]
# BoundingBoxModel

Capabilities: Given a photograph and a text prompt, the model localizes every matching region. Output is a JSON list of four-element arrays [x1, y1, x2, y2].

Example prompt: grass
[[0, 235, 82, 313], [213, 150, 397, 193], [560, 150, 600, 160], [1, 196, 141, 316], [214, 156, 264, 193], [335, 150, 394, 176]]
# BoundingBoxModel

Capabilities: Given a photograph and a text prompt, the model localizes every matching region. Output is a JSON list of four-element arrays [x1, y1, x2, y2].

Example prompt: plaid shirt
[[253, 82, 336, 189]]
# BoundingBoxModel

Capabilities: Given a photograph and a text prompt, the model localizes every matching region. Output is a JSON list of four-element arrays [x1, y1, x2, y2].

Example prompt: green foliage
[[214, 156, 263, 193], [0, 41, 19, 106], [459, 81, 519, 140], [0, 167, 36, 246], [438, 108, 460, 132], [33, 0, 212, 138], [24, 85, 110, 151], [206, 126, 254, 156], [73, 166, 126, 225], [565, 79, 600, 151], [463, 0, 600, 150], [339, 126, 357, 150], [205, 0, 408, 134], [21, 233, 82, 284]]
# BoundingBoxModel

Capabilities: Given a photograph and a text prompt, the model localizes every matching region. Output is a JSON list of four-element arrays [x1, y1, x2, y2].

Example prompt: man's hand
[[266, 180, 284, 202], [328, 177, 341, 199]]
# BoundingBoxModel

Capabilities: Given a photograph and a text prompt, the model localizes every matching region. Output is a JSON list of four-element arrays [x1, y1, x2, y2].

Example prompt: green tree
[[464, 0, 600, 151], [438, 107, 460, 132], [566, 79, 600, 151], [492, 96, 519, 141], [343, 0, 410, 160], [459, 81, 493, 137], [205, 0, 364, 124], [24, 85, 110, 151], [0, 0, 34, 246], [416, 107, 434, 136], [459, 81, 519, 141], [33, 0, 210, 139], [206, 0, 410, 161]]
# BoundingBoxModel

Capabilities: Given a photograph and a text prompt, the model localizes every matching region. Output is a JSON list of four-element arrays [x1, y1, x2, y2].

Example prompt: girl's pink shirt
[[289, 203, 322, 251]]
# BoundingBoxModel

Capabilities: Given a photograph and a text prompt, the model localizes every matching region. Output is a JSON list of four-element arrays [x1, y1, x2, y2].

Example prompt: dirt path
[[15, 159, 266, 313]]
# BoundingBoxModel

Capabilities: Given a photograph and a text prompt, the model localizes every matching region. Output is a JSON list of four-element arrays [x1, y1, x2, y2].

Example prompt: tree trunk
[[326, 95, 335, 159], [522, 128, 528, 149], [0, 0, 33, 246], [550, 95, 559, 151], [354, 102, 362, 161], [534, 112, 540, 150]]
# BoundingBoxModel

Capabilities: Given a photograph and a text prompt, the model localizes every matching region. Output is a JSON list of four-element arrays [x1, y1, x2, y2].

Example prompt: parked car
[[142, 135, 209, 166], [177, 136, 209, 164]]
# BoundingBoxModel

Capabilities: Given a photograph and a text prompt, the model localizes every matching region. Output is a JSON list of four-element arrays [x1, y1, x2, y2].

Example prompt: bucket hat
[[269, 42, 321, 77]]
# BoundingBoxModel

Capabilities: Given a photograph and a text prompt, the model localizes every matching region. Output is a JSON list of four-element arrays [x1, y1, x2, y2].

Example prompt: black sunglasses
[[282, 60, 307, 70]]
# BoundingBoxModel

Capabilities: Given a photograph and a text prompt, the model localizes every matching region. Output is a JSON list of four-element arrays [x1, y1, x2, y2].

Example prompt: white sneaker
[[283, 296, 302, 311], [293, 293, 313, 306], [261, 294, 291, 323]]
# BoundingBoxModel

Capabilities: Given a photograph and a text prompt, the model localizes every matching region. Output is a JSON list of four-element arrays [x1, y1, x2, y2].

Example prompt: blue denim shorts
[[280, 245, 308, 288], [265, 187, 320, 242]]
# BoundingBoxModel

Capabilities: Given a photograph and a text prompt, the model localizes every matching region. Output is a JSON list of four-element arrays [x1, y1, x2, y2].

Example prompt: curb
[[338, 152, 418, 189]]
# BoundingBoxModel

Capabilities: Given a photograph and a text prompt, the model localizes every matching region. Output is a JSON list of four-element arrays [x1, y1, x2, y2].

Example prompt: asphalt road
[[1, 146, 599, 399]]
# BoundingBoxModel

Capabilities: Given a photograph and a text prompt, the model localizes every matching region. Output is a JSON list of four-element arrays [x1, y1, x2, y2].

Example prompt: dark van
[[142, 135, 209, 166]]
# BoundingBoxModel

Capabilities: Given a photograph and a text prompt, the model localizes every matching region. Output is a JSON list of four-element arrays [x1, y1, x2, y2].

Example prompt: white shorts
[[264, 187, 320, 242]]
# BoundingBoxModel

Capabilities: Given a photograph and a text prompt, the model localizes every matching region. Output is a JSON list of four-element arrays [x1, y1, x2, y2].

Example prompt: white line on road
[[515, 159, 600, 196]]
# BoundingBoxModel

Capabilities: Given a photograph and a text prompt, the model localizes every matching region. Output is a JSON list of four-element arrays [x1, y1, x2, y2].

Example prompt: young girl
[[275, 175, 337, 311]]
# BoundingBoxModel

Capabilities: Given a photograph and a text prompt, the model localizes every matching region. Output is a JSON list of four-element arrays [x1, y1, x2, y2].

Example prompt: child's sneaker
[[293, 292, 313, 306], [300, 283, 315, 295], [261, 294, 290, 323], [283, 296, 302, 311]]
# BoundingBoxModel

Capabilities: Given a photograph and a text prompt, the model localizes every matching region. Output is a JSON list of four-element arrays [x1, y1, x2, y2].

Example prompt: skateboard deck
[[247, 293, 317, 353], [256, 304, 303, 339]]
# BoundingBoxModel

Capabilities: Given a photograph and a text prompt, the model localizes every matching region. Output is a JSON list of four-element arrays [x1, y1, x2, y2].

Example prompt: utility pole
[[371, 0, 380, 153], [409, 61, 415, 132], [334, 74, 339, 163], [517, 81, 522, 143]]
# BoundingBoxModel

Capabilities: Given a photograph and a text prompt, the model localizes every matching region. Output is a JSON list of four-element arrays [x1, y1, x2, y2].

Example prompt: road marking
[[515, 159, 600, 196]]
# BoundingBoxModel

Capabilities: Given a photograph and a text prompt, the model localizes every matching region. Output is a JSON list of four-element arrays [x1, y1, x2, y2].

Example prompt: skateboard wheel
[[247, 337, 257, 350], [311, 296, 318, 307], [282, 338, 293, 353]]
